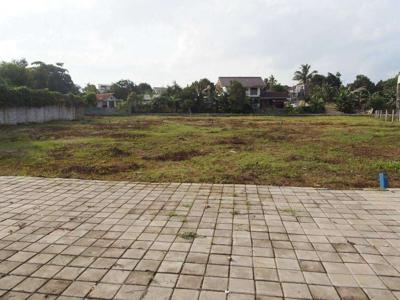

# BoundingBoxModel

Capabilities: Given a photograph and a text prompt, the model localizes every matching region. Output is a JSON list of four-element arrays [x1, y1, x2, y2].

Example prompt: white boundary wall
[[0, 106, 84, 125]]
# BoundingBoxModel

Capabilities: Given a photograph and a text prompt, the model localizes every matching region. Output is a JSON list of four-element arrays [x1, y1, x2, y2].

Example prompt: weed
[[168, 211, 177, 217], [280, 208, 298, 216], [178, 231, 199, 240], [183, 202, 193, 208]]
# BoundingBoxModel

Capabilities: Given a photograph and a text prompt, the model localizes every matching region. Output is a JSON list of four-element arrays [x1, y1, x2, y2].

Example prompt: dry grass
[[1, 115, 399, 188]]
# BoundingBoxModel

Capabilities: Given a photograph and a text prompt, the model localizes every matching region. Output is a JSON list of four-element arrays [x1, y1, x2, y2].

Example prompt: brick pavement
[[1, 176, 400, 299]]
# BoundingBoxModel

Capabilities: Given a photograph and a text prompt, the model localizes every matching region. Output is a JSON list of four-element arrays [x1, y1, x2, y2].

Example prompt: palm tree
[[293, 64, 317, 98]]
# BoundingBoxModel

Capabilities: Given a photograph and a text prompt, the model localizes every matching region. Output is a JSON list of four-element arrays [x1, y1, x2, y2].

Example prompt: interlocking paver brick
[[61, 281, 96, 297], [1, 176, 400, 299], [88, 283, 120, 299], [13, 277, 47, 293]]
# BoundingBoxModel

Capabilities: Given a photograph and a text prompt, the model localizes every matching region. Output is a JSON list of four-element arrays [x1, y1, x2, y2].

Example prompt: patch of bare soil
[[348, 143, 400, 159], [216, 136, 252, 145], [48, 146, 74, 160]]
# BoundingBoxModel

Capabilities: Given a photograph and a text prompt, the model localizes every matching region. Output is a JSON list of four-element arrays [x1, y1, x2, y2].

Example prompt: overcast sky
[[1, 0, 399, 88]]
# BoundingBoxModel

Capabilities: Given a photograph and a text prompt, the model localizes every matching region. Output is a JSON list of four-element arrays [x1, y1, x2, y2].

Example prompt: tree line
[[0, 59, 398, 113], [292, 64, 398, 113]]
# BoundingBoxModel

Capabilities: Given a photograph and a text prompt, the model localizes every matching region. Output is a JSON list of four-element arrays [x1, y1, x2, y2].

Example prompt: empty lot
[[0, 115, 399, 188]]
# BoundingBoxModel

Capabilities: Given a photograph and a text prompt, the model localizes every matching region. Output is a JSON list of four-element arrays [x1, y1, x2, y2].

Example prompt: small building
[[289, 84, 305, 101], [153, 87, 167, 98], [97, 84, 112, 93], [96, 93, 122, 109]]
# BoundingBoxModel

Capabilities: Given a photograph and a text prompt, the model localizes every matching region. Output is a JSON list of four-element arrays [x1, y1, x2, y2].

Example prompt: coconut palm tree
[[293, 64, 317, 98]]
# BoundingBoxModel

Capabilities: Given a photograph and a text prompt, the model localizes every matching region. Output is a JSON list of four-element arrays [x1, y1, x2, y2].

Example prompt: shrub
[[335, 87, 356, 113], [0, 85, 84, 108]]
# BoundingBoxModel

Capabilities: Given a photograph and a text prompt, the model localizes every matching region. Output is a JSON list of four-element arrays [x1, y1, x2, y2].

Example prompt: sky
[[1, 0, 399, 88]]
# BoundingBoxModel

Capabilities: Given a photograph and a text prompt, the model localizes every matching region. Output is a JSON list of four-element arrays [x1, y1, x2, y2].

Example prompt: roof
[[96, 93, 115, 101], [218, 77, 266, 88]]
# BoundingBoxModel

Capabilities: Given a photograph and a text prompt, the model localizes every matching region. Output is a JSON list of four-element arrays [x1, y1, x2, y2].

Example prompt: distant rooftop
[[218, 77, 265, 88]]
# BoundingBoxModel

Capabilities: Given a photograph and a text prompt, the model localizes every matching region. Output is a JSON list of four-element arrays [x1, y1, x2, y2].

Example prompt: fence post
[[392, 110, 395, 122], [385, 110, 388, 122]]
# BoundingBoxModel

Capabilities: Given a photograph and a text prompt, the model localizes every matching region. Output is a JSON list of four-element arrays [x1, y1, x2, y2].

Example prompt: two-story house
[[216, 76, 288, 110], [216, 77, 265, 99]]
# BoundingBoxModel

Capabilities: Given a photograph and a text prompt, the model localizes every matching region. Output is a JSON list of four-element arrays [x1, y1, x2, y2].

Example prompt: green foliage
[[293, 64, 317, 84], [348, 74, 376, 94], [83, 84, 98, 94], [136, 83, 152, 94], [0, 85, 83, 108], [373, 161, 400, 173], [0, 59, 29, 87], [127, 91, 149, 113], [335, 87, 356, 113], [308, 86, 326, 113], [0, 59, 79, 94], [110, 79, 136, 100], [264, 75, 287, 92], [28, 61, 78, 94], [85, 93, 97, 107], [228, 81, 251, 113]]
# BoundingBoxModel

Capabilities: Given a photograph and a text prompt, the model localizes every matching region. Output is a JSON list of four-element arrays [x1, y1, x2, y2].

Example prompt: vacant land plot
[[0, 115, 399, 188]]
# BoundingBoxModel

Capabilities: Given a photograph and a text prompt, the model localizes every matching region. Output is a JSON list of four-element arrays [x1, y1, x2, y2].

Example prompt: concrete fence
[[0, 105, 84, 125]]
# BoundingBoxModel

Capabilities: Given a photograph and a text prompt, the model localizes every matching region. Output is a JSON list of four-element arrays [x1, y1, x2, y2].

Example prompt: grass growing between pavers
[[1, 115, 400, 188]]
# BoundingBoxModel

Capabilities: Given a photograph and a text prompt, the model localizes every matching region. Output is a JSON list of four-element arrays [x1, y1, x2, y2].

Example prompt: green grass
[[1, 115, 400, 188]]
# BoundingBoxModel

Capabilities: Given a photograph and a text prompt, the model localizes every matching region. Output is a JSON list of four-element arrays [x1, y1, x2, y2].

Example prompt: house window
[[250, 88, 258, 96], [109, 101, 115, 108]]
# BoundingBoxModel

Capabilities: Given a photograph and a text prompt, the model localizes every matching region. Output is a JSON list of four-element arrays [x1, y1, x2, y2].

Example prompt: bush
[[335, 87, 356, 113], [0, 85, 84, 108]]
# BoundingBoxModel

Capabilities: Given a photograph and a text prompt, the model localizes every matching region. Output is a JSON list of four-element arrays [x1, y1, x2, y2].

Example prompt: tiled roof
[[218, 77, 266, 88], [96, 93, 114, 101]]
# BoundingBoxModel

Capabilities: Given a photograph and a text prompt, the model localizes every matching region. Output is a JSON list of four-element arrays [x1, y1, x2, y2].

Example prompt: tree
[[335, 87, 356, 113], [228, 81, 250, 113], [310, 74, 326, 87], [348, 74, 375, 94], [0, 59, 29, 87], [326, 72, 342, 89], [136, 83, 152, 95], [83, 83, 98, 94], [110, 79, 136, 100], [28, 61, 78, 94], [293, 64, 318, 99], [85, 93, 97, 107], [127, 91, 145, 113], [264, 75, 287, 92], [308, 86, 326, 113], [293, 64, 317, 85]]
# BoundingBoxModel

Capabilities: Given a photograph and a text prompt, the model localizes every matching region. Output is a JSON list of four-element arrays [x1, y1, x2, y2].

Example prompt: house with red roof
[[95, 93, 123, 109]]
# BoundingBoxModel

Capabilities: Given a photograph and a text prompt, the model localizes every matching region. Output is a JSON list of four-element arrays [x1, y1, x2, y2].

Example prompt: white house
[[97, 84, 112, 93], [216, 77, 265, 98]]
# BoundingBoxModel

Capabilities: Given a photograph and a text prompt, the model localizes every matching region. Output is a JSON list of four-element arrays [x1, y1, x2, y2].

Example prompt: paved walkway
[[1, 177, 400, 299]]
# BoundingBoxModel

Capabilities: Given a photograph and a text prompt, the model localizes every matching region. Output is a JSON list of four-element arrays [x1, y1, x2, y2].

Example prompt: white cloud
[[0, 0, 399, 87]]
